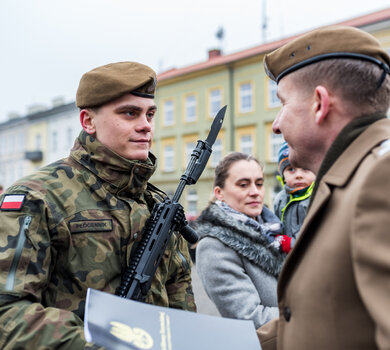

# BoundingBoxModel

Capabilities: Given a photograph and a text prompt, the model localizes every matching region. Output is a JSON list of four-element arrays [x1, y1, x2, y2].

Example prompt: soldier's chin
[[126, 150, 149, 161]]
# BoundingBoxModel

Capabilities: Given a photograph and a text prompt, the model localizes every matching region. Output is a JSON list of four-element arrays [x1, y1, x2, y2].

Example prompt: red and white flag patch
[[0, 194, 26, 211]]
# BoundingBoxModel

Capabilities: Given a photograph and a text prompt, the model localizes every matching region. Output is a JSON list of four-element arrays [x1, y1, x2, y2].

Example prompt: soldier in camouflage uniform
[[0, 62, 196, 349]]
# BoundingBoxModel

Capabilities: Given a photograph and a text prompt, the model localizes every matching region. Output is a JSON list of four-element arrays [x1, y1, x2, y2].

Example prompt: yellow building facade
[[152, 9, 390, 217], [25, 120, 48, 174]]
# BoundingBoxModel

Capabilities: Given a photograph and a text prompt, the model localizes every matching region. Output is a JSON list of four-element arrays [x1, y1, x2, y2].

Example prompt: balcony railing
[[25, 150, 43, 162]]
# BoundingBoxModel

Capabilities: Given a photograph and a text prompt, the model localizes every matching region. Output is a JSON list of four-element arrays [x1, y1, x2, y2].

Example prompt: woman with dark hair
[[195, 152, 285, 328]]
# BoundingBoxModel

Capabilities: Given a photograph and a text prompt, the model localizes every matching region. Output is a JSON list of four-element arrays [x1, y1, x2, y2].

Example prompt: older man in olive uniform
[[257, 26, 390, 349], [0, 62, 196, 349]]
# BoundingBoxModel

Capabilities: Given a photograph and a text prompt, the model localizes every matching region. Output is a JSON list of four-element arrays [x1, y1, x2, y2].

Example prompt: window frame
[[162, 99, 175, 126], [184, 94, 197, 123], [238, 82, 253, 114]]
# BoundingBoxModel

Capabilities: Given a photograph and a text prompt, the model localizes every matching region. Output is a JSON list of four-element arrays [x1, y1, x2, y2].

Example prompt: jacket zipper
[[5, 216, 32, 291], [177, 249, 189, 271], [281, 182, 314, 222]]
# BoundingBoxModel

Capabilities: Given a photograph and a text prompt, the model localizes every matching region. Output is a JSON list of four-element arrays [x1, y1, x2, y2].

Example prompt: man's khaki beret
[[264, 25, 390, 83], [76, 61, 157, 108]]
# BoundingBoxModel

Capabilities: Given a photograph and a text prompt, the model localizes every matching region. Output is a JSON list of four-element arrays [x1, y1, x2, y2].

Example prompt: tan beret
[[76, 61, 157, 108], [264, 25, 390, 83]]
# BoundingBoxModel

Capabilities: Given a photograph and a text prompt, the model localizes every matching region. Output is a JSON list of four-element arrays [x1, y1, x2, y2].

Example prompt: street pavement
[[191, 264, 221, 317]]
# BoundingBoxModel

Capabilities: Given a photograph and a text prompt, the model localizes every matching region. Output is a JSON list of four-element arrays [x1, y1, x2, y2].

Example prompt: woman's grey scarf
[[194, 202, 285, 277], [216, 200, 282, 243]]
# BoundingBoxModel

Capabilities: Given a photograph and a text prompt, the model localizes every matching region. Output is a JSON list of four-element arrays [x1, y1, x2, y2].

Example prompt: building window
[[3, 135, 8, 154], [269, 133, 284, 162], [185, 141, 196, 165], [18, 163, 24, 179], [163, 145, 174, 172], [187, 189, 198, 216], [239, 82, 253, 113], [266, 122, 285, 162], [211, 138, 223, 168], [209, 89, 222, 117], [269, 184, 282, 209], [1, 136, 6, 154], [67, 128, 73, 149], [185, 95, 197, 122], [240, 134, 253, 155], [10, 133, 16, 153], [6, 134, 10, 153], [182, 134, 198, 169], [163, 100, 174, 126], [52, 131, 58, 151], [35, 134, 42, 151], [268, 80, 281, 108], [17, 131, 24, 152], [3, 135, 7, 154]]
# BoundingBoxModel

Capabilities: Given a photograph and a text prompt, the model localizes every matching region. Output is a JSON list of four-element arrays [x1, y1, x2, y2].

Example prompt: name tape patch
[[0, 194, 26, 211], [70, 219, 113, 234]]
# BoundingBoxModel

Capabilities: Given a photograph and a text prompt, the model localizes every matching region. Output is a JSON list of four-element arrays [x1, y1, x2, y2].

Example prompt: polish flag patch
[[0, 194, 26, 211]]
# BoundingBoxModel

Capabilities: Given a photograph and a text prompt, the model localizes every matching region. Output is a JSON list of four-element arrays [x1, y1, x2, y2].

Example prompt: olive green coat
[[0, 131, 195, 349]]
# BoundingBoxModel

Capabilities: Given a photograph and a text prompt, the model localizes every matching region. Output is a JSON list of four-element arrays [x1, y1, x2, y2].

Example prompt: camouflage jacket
[[0, 131, 196, 350]]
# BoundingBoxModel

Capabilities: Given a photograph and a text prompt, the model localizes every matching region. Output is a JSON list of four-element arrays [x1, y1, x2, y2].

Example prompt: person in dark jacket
[[272, 141, 315, 253]]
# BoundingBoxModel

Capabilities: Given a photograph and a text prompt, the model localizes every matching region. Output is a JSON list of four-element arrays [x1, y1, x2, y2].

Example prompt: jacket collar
[[311, 113, 386, 200], [305, 115, 389, 218], [70, 130, 157, 200], [322, 118, 390, 187]]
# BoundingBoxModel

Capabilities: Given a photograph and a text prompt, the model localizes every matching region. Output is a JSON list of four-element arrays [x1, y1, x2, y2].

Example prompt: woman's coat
[[195, 203, 285, 328]]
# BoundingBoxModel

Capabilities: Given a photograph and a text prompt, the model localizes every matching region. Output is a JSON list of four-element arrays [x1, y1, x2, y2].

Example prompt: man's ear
[[313, 86, 330, 125], [80, 109, 96, 135], [214, 186, 224, 201]]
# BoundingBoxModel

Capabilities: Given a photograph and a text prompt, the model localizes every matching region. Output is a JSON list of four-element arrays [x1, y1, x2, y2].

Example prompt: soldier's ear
[[313, 85, 330, 125], [80, 109, 97, 135]]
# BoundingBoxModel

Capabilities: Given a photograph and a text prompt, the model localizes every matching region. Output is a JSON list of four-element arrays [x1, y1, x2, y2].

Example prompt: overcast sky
[[0, 0, 389, 122]]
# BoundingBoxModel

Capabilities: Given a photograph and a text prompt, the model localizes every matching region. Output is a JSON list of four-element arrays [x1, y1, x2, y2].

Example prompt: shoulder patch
[[0, 194, 26, 211], [378, 139, 390, 157]]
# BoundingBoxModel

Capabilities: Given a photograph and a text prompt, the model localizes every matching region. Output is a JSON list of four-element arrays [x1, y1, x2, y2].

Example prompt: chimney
[[208, 48, 221, 60], [7, 112, 20, 120], [27, 104, 47, 115], [52, 96, 65, 107]]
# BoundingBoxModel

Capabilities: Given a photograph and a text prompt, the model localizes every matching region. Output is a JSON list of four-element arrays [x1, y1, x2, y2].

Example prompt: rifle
[[115, 105, 227, 301]]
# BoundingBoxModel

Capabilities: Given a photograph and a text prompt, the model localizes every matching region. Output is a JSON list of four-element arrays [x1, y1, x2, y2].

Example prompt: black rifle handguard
[[116, 105, 227, 301]]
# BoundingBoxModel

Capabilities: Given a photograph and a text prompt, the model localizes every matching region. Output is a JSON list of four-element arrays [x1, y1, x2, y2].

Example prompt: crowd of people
[[1, 23, 390, 349]]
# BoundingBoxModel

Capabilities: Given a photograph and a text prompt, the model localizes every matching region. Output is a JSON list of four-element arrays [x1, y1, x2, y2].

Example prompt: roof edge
[[157, 7, 390, 82]]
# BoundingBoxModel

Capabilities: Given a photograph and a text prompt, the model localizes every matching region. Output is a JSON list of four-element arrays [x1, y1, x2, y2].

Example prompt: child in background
[[272, 142, 315, 253]]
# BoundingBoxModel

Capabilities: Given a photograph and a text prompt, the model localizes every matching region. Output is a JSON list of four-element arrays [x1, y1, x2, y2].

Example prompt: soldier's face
[[272, 74, 319, 172], [85, 94, 156, 160]]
